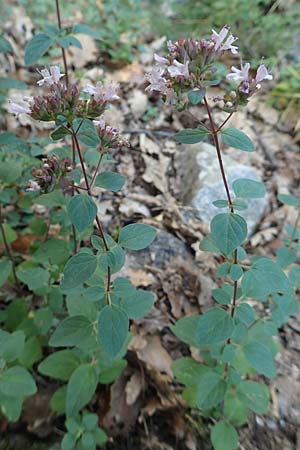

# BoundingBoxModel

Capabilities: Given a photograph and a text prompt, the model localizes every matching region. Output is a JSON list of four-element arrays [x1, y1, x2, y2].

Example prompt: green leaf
[[49, 315, 94, 347], [0, 77, 26, 89], [76, 119, 100, 148], [73, 23, 99, 38], [211, 421, 238, 450], [277, 194, 300, 207], [67, 195, 97, 232], [188, 88, 206, 105], [213, 199, 229, 208], [118, 223, 156, 250], [242, 257, 292, 300], [229, 264, 243, 281], [0, 330, 25, 362], [232, 178, 265, 198], [0, 366, 37, 397], [221, 127, 254, 152], [98, 359, 127, 384], [211, 213, 247, 255], [81, 431, 96, 450], [212, 285, 232, 305], [0, 259, 12, 287], [50, 385, 66, 413], [237, 380, 269, 414], [95, 171, 126, 192], [98, 242, 126, 274], [0, 160, 22, 183], [0, 395, 23, 422], [196, 371, 226, 409], [0, 36, 13, 53], [66, 364, 98, 417], [118, 289, 156, 319], [17, 267, 50, 291], [276, 246, 296, 269], [172, 357, 209, 386], [289, 266, 300, 288], [61, 252, 97, 290], [38, 350, 80, 381], [98, 305, 129, 358], [171, 315, 201, 347], [50, 125, 72, 141], [235, 303, 256, 327], [33, 238, 70, 264], [18, 336, 42, 369], [196, 307, 234, 345], [61, 434, 76, 450], [224, 392, 248, 426], [24, 33, 53, 66], [94, 427, 108, 445], [174, 126, 209, 144], [35, 190, 66, 207], [244, 341, 276, 378], [199, 233, 220, 253], [82, 413, 98, 430], [56, 35, 82, 49]]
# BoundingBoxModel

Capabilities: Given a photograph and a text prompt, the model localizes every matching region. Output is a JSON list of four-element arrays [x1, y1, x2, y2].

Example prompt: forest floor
[[1, 7, 300, 450]]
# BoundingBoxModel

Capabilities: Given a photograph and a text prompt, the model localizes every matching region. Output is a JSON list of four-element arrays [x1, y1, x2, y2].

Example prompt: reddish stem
[[72, 131, 111, 293], [203, 96, 238, 317], [55, 0, 69, 87], [0, 205, 20, 287]]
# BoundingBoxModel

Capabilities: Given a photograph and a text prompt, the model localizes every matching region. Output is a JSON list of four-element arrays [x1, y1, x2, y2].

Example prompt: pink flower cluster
[[145, 26, 239, 104], [145, 25, 272, 110], [27, 154, 72, 194], [8, 66, 120, 123], [93, 116, 129, 149]]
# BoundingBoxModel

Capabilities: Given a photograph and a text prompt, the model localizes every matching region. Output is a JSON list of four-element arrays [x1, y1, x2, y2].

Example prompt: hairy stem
[[55, 0, 69, 87], [0, 205, 20, 287], [72, 131, 111, 293], [203, 96, 238, 317]]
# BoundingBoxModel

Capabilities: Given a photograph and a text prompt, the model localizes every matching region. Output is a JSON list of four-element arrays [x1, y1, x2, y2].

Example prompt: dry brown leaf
[[125, 372, 143, 405], [142, 153, 170, 194], [135, 335, 173, 377]]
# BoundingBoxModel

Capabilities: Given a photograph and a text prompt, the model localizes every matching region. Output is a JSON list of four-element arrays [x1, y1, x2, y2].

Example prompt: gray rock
[[176, 142, 268, 234]]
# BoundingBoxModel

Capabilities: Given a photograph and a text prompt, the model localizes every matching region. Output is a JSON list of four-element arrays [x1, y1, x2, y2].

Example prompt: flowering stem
[[71, 131, 111, 294], [90, 153, 104, 188], [203, 96, 238, 318], [0, 205, 20, 288], [71, 136, 78, 253], [203, 96, 233, 210], [55, 0, 69, 87], [216, 112, 233, 132]]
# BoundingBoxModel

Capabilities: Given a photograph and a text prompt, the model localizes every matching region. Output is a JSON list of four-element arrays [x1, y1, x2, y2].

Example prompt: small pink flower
[[93, 116, 106, 128], [211, 26, 238, 54], [145, 67, 167, 93], [7, 101, 31, 115], [26, 180, 41, 192], [226, 63, 250, 82], [103, 83, 120, 102], [168, 59, 189, 78], [84, 81, 120, 102], [154, 54, 168, 66], [37, 66, 64, 86], [255, 64, 272, 84]]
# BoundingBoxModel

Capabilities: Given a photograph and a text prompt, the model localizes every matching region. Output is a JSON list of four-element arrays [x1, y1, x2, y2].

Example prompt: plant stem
[[0, 205, 20, 287], [72, 131, 111, 293], [216, 112, 233, 132], [55, 0, 69, 87], [203, 96, 238, 318], [90, 153, 104, 188], [203, 96, 233, 211]]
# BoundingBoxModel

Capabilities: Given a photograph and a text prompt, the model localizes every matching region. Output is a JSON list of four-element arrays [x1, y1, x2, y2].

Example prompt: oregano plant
[[1, 1, 156, 448], [145, 27, 298, 450]]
